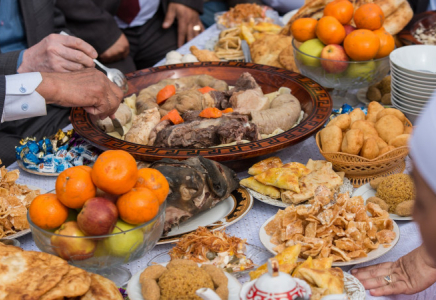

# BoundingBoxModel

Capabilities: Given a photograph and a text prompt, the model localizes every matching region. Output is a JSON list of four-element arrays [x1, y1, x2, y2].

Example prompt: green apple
[[346, 61, 376, 81], [103, 220, 143, 259], [298, 39, 325, 67]]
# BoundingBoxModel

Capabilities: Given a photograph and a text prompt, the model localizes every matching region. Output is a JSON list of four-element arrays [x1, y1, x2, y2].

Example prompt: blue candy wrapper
[[56, 162, 73, 173], [43, 154, 55, 163], [25, 164, 39, 171], [56, 149, 68, 159], [23, 153, 40, 165], [15, 145, 27, 160], [66, 149, 79, 161], [82, 149, 97, 162], [27, 141, 39, 154], [38, 162, 56, 173], [72, 156, 84, 166]]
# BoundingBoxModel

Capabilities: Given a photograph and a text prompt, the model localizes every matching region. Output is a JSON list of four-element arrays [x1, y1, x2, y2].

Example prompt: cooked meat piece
[[210, 91, 230, 110], [181, 110, 202, 122], [251, 93, 301, 134], [96, 103, 132, 133], [153, 115, 259, 148], [230, 72, 259, 93], [159, 89, 204, 116], [230, 87, 270, 115], [136, 75, 228, 114], [150, 156, 239, 233], [125, 107, 160, 145], [148, 120, 171, 146]]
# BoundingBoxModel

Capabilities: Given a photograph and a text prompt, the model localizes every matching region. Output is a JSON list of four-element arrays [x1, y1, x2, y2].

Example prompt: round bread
[[373, 136, 388, 150], [360, 137, 380, 159], [376, 108, 406, 122], [367, 102, 385, 123], [375, 115, 404, 143], [320, 125, 343, 152], [378, 145, 396, 156], [341, 129, 364, 155], [349, 108, 366, 125], [326, 114, 351, 131], [389, 134, 410, 148], [351, 120, 379, 139]]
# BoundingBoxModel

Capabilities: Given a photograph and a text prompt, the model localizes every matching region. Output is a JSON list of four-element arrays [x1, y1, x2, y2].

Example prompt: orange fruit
[[29, 193, 69, 230], [344, 29, 380, 61], [91, 150, 138, 195], [291, 18, 318, 42], [116, 187, 159, 225], [315, 16, 346, 45], [135, 168, 169, 205], [323, 0, 354, 25], [56, 166, 96, 209], [77, 165, 92, 174], [373, 28, 395, 58], [354, 3, 385, 30]]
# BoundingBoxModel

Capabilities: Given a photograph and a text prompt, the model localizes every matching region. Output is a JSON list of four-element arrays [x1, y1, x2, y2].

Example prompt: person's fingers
[[57, 47, 95, 68], [177, 20, 188, 47], [187, 23, 195, 42], [162, 6, 176, 29], [369, 280, 409, 296], [60, 35, 98, 59], [352, 262, 395, 280], [360, 272, 398, 290]]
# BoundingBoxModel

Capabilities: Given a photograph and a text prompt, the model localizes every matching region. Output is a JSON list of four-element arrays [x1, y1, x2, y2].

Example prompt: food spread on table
[[168, 227, 254, 273], [216, 3, 275, 28], [99, 73, 302, 148], [264, 191, 397, 262], [0, 160, 40, 238]]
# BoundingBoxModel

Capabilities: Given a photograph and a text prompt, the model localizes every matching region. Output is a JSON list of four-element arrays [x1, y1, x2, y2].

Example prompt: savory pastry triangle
[[292, 256, 313, 277], [297, 267, 345, 295], [248, 157, 283, 175], [240, 177, 281, 199], [254, 167, 300, 192], [312, 257, 334, 270], [282, 162, 311, 177]]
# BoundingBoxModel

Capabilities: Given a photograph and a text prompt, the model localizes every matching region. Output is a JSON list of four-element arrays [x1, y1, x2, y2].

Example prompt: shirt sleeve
[[1, 72, 47, 123]]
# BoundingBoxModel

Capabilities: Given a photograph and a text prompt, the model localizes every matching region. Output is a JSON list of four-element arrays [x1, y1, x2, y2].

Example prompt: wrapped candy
[[37, 162, 56, 173], [56, 162, 73, 173]]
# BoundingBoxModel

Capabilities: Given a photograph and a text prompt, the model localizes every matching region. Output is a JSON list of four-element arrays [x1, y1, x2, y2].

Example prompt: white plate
[[391, 96, 423, 115], [343, 273, 366, 300], [126, 262, 242, 300], [3, 185, 47, 239], [390, 46, 436, 76], [259, 215, 400, 267], [158, 187, 253, 244], [353, 183, 413, 221], [356, 88, 392, 107], [282, 9, 299, 25]]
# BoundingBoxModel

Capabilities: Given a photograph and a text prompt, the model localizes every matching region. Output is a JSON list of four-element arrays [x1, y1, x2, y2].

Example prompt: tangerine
[[323, 0, 354, 25], [91, 150, 138, 195], [315, 16, 346, 45], [354, 3, 384, 30], [29, 193, 69, 229], [135, 168, 169, 205], [291, 18, 318, 42], [344, 29, 380, 61], [56, 166, 96, 209], [373, 28, 395, 58], [77, 165, 92, 174], [116, 187, 159, 225]]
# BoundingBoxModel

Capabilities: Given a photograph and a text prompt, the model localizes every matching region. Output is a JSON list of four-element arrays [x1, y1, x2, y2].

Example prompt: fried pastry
[[349, 108, 366, 125], [360, 137, 380, 159], [376, 107, 406, 122], [254, 167, 300, 192], [326, 114, 351, 131], [240, 177, 281, 199], [248, 157, 283, 175], [320, 125, 343, 153], [375, 115, 404, 143], [367, 101, 385, 123], [389, 134, 410, 148], [341, 129, 364, 155], [351, 120, 379, 139], [190, 46, 220, 62], [297, 268, 344, 295]]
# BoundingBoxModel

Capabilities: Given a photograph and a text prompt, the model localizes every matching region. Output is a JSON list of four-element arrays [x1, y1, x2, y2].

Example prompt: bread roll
[[389, 134, 410, 147], [375, 115, 404, 143], [376, 108, 406, 122], [361, 138, 380, 159], [349, 108, 366, 125], [341, 129, 364, 155], [367, 101, 385, 123], [320, 125, 343, 152], [326, 114, 351, 131], [379, 145, 395, 156], [351, 120, 379, 139]]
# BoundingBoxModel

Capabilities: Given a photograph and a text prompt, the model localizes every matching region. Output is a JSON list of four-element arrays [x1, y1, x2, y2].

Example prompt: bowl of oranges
[[291, 0, 393, 106], [27, 150, 167, 285]]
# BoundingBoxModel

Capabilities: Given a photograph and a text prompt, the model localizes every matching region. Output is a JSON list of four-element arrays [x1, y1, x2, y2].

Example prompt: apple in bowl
[[320, 44, 349, 73]]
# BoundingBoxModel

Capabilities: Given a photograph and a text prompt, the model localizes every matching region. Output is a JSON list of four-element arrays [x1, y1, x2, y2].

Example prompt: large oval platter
[[71, 62, 332, 162], [157, 186, 253, 244], [398, 10, 436, 46]]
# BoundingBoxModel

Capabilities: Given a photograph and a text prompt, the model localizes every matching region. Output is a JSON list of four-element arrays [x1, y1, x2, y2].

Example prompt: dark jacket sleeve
[[169, 0, 204, 14], [0, 75, 5, 120], [55, 0, 123, 54], [0, 51, 21, 75]]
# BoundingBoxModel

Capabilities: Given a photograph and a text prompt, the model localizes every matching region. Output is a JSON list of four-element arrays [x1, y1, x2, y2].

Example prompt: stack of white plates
[[390, 45, 436, 120]]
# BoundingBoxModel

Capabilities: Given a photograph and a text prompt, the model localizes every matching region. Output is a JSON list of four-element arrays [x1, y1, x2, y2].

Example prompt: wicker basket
[[315, 118, 412, 187]]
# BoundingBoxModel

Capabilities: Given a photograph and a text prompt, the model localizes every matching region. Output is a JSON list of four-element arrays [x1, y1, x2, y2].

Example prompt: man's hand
[[162, 3, 204, 47], [99, 33, 130, 64], [351, 245, 436, 296], [18, 34, 98, 73], [38, 69, 123, 120]]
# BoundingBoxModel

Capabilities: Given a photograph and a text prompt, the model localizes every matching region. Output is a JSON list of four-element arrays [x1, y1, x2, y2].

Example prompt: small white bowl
[[392, 79, 436, 96], [391, 84, 433, 101], [391, 88, 429, 106], [392, 95, 424, 114], [390, 45, 436, 77], [391, 64, 436, 82], [392, 75, 436, 92]]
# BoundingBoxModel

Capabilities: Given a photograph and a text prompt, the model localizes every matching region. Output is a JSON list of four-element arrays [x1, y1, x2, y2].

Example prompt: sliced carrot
[[156, 85, 176, 104], [164, 109, 184, 125], [198, 86, 216, 94], [222, 108, 233, 113], [160, 115, 170, 122], [199, 107, 222, 119]]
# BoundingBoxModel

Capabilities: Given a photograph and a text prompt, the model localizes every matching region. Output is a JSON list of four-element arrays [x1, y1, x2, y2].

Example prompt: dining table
[[9, 24, 436, 300]]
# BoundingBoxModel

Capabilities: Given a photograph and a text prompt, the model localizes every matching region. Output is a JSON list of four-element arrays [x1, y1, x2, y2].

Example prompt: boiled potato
[[367, 101, 385, 123], [326, 114, 351, 131], [360, 137, 379, 159], [320, 125, 343, 152], [375, 115, 404, 143], [378, 145, 395, 156], [389, 134, 410, 148], [351, 120, 379, 139], [376, 108, 406, 122], [341, 129, 364, 155], [349, 108, 366, 125]]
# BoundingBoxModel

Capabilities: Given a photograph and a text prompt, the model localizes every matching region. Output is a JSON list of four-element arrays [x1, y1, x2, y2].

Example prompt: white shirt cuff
[[2, 72, 47, 123]]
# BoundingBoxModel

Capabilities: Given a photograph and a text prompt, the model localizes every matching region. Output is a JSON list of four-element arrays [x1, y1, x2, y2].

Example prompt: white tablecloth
[[11, 25, 436, 299]]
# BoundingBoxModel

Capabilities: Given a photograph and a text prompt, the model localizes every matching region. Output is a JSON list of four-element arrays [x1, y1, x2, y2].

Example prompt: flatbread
[[80, 273, 123, 300], [383, 1, 414, 35]]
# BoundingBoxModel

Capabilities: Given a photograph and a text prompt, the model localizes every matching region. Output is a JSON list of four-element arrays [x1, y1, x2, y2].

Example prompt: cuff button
[[19, 86, 26, 93], [21, 103, 29, 111]]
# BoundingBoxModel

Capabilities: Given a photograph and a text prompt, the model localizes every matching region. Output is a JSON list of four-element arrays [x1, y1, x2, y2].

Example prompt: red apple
[[320, 44, 349, 73], [77, 197, 119, 236], [50, 221, 96, 261], [344, 24, 356, 37]]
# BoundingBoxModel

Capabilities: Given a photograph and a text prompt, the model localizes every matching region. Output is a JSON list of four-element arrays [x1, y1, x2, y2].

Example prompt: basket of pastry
[[316, 102, 412, 187]]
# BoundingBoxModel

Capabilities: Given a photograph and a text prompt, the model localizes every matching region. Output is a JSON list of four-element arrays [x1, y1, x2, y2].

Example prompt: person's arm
[[0, 51, 22, 75]]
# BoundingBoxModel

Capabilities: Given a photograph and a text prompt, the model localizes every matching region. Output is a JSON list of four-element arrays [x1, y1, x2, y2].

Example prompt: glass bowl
[[27, 202, 166, 286], [292, 38, 390, 107]]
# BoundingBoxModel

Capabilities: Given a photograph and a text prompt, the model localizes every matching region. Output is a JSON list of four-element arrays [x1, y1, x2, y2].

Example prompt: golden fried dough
[[360, 138, 379, 159], [375, 115, 404, 143], [395, 200, 414, 217], [240, 177, 281, 199], [320, 125, 343, 152], [140, 265, 167, 281], [341, 129, 364, 155], [367, 101, 385, 123], [248, 157, 283, 175], [372, 136, 388, 150], [326, 114, 351, 131], [40, 266, 91, 300], [389, 134, 410, 148], [378, 145, 395, 156], [367, 196, 389, 211], [190, 46, 220, 62], [349, 108, 366, 125], [376, 107, 406, 122], [370, 177, 385, 190], [278, 45, 298, 72], [141, 278, 160, 300], [404, 126, 413, 134], [80, 273, 123, 300], [351, 120, 379, 139]]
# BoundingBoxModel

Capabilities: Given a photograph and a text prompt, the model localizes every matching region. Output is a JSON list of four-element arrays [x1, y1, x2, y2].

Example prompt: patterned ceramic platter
[[398, 10, 436, 46], [343, 272, 366, 300], [71, 62, 332, 162], [157, 187, 253, 244]]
